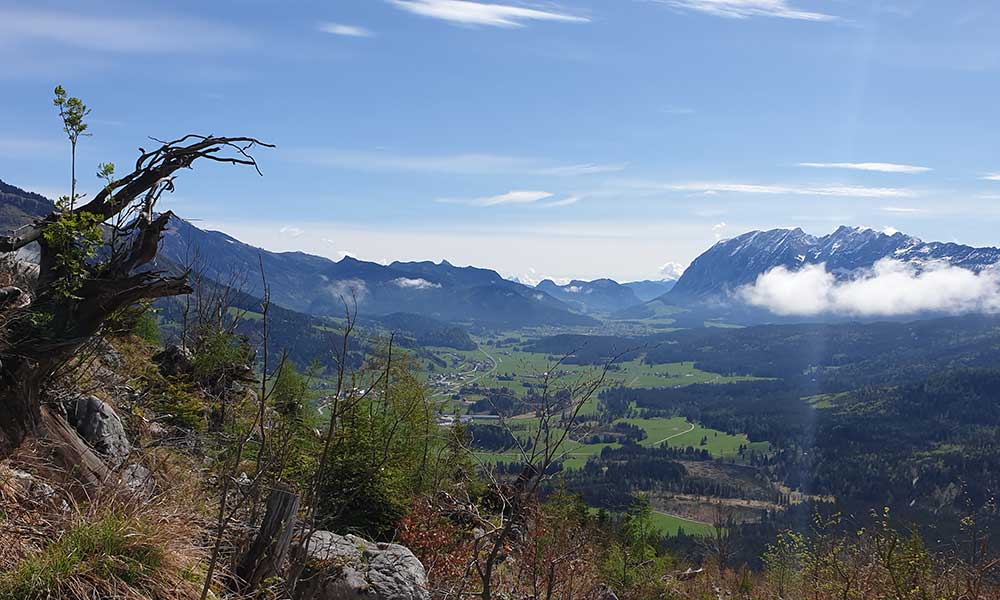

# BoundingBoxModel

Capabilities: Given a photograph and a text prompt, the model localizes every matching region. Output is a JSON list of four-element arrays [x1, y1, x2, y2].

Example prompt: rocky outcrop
[[152, 344, 194, 377], [293, 531, 429, 600], [67, 395, 132, 469]]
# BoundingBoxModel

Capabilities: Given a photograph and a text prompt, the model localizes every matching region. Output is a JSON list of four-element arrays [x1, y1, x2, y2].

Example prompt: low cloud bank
[[739, 259, 1000, 316], [327, 279, 369, 302], [392, 277, 441, 290]]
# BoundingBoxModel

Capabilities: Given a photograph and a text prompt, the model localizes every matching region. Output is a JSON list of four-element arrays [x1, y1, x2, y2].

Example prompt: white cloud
[[881, 206, 926, 214], [882, 226, 899, 235], [739, 260, 1000, 317], [327, 279, 369, 302], [659, 261, 687, 279], [540, 195, 580, 208], [318, 22, 373, 37], [657, 0, 837, 21], [711, 221, 728, 239], [392, 277, 442, 290], [295, 149, 622, 176], [799, 162, 932, 174], [280, 226, 305, 238], [535, 163, 627, 176], [436, 190, 553, 206], [983, 173, 1000, 181], [0, 7, 246, 53], [506, 268, 573, 287], [661, 182, 914, 198], [661, 105, 696, 115], [387, 0, 589, 27], [656, 181, 914, 198]]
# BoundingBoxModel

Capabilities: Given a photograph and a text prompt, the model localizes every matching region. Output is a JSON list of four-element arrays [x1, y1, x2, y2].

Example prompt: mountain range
[[664, 225, 1000, 303], [156, 217, 597, 327], [4, 177, 1000, 327]]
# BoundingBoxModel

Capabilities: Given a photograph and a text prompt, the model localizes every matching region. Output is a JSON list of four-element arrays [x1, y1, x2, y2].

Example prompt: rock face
[[68, 395, 131, 469], [294, 531, 429, 600]]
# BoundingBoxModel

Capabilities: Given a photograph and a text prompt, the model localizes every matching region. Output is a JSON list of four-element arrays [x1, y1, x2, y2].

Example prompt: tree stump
[[237, 484, 300, 592]]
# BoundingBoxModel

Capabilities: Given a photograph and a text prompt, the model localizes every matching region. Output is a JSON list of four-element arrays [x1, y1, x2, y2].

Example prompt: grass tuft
[[0, 493, 207, 600]]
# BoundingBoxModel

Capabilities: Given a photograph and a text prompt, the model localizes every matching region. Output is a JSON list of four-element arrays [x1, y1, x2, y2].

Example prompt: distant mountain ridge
[[666, 225, 1000, 302], [621, 279, 677, 302], [534, 278, 642, 314], [0, 180, 54, 233], [158, 216, 596, 327]]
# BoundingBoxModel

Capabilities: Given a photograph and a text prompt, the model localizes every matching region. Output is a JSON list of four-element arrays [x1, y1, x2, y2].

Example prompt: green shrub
[[40, 205, 102, 301], [191, 330, 251, 381]]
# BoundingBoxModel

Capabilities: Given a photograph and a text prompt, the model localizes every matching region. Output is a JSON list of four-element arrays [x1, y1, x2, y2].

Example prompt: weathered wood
[[237, 485, 300, 592], [0, 134, 270, 457], [39, 405, 111, 492]]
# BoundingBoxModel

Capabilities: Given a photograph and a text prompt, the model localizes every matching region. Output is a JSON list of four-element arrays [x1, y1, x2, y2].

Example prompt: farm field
[[623, 417, 770, 457], [472, 415, 768, 469], [650, 511, 715, 537], [416, 338, 764, 410], [588, 508, 715, 537]]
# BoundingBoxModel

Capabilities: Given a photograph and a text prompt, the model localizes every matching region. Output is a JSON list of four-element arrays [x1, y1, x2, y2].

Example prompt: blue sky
[[2, 0, 1000, 283]]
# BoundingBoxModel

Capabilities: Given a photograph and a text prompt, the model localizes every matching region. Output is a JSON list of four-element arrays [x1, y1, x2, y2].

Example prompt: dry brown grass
[[0, 454, 221, 600]]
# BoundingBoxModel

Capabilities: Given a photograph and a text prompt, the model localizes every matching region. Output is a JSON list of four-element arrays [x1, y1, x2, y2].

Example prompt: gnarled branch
[[0, 135, 274, 253]]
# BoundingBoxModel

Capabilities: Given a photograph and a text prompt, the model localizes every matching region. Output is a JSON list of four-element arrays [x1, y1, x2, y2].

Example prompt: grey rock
[[294, 531, 429, 600], [6, 468, 58, 505], [120, 463, 154, 495], [68, 395, 132, 469], [93, 337, 123, 370]]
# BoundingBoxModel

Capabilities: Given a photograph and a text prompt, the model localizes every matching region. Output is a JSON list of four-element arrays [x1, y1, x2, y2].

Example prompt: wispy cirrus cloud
[[881, 206, 927, 214], [387, 0, 589, 27], [318, 22, 373, 37], [294, 149, 624, 176], [0, 6, 246, 53], [653, 181, 915, 198], [539, 195, 580, 208], [983, 173, 1000, 181], [279, 226, 305, 237], [437, 190, 554, 206], [654, 0, 837, 22], [661, 105, 696, 115], [0, 136, 62, 157], [799, 162, 932, 174], [535, 163, 627, 176]]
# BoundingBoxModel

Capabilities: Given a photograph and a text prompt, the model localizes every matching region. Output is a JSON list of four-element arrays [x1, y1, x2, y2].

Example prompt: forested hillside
[[1, 87, 999, 600]]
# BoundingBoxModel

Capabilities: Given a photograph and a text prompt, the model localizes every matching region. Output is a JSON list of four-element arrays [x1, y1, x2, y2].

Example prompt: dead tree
[[0, 134, 273, 464]]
